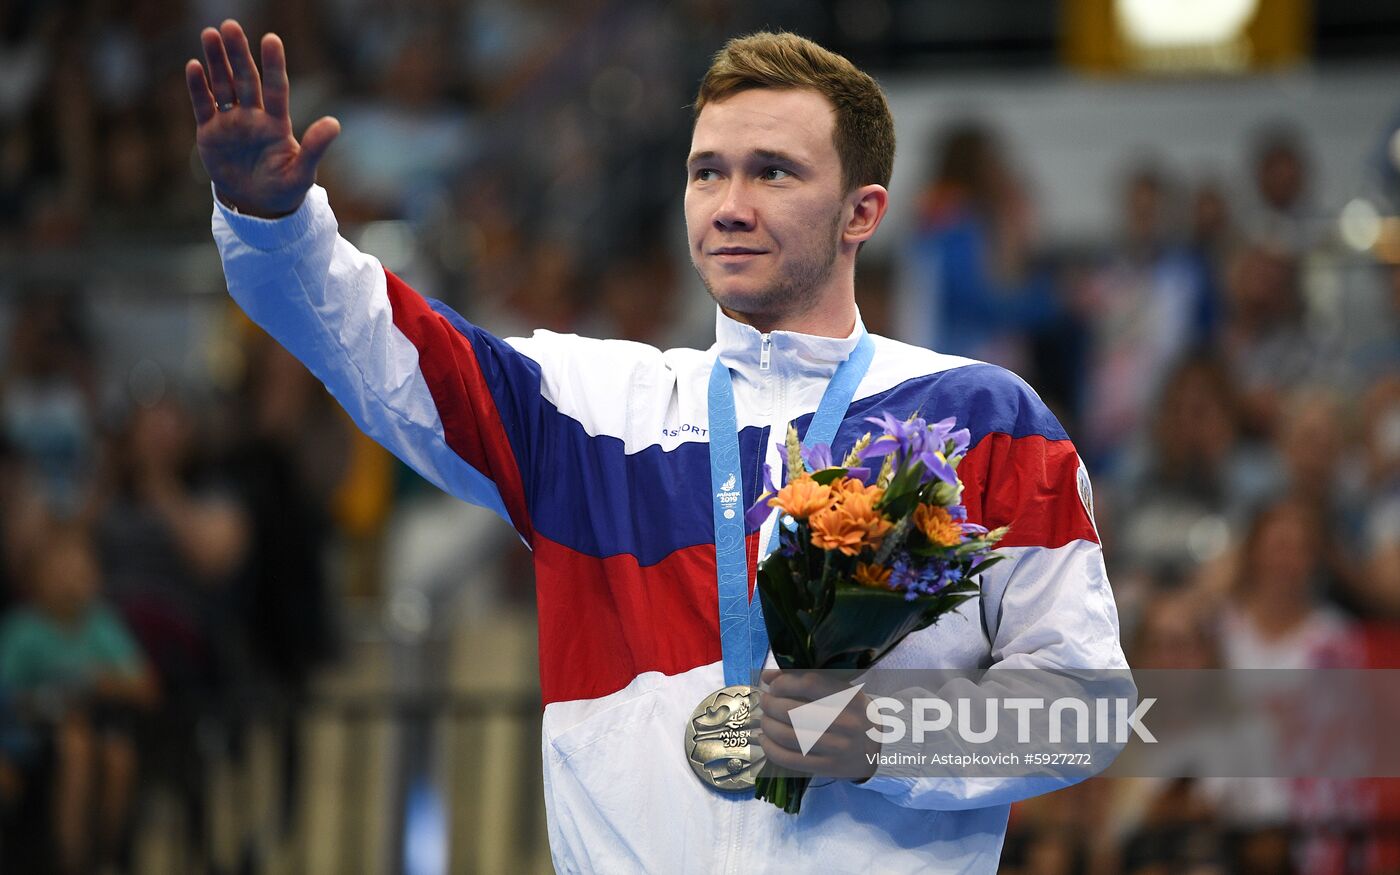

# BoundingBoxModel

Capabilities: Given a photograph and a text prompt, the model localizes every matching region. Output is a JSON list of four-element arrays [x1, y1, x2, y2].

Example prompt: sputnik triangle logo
[[789, 683, 865, 755]]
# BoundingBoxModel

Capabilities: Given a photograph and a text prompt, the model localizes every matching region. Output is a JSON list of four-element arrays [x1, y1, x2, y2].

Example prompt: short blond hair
[[694, 32, 895, 194]]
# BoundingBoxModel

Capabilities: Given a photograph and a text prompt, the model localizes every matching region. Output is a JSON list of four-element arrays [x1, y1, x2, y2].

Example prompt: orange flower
[[831, 476, 885, 505], [769, 475, 834, 520], [810, 491, 893, 556], [914, 504, 963, 548], [853, 562, 894, 590]]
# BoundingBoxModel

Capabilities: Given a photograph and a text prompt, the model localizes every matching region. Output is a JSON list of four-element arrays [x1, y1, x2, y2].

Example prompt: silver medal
[[684, 684, 764, 792]]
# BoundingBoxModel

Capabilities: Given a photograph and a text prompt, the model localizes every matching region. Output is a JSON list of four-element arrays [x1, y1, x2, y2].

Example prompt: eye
[[693, 168, 719, 182], [760, 167, 791, 181]]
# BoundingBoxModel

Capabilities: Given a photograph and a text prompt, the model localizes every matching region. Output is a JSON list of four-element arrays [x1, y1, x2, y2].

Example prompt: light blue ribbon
[[708, 330, 875, 687]]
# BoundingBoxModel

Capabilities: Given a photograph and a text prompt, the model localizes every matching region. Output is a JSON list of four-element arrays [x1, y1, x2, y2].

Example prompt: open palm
[[185, 20, 340, 218]]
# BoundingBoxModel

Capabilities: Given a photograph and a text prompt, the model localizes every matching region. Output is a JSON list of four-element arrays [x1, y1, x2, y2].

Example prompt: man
[[188, 22, 1126, 872]]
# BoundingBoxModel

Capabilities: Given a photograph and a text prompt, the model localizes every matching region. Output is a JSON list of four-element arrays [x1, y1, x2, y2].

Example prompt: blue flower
[[888, 554, 919, 592]]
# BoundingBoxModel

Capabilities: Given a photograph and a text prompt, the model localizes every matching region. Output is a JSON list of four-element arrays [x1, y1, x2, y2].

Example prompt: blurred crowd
[[3, 0, 1400, 873], [913, 119, 1400, 874]]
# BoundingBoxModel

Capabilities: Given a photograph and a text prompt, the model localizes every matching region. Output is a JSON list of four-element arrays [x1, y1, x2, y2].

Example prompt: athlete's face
[[684, 88, 849, 328]]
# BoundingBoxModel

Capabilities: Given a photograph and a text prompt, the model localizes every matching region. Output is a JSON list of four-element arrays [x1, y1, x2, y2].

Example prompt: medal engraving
[[685, 685, 764, 792]]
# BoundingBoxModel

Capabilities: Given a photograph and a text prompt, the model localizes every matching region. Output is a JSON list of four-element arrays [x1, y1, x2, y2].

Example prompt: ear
[[842, 184, 889, 247]]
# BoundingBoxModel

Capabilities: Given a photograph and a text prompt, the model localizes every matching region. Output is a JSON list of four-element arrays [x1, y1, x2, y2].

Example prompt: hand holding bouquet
[[747, 413, 1008, 813]]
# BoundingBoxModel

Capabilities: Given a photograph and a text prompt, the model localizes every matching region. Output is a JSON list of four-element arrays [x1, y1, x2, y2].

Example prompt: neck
[[723, 298, 858, 338]]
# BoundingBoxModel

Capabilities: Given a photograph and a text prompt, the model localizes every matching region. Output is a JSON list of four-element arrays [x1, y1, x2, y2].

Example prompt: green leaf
[[810, 584, 970, 669], [966, 555, 1007, 578], [810, 468, 847, 486], [756, 557, 813, 667]]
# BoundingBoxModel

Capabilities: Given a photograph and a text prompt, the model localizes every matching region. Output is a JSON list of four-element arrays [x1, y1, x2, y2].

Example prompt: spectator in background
[[320, 27, 476, 222], [0, 118, 37, 242], [899, 122, 1062, 382], [91, 396, 249, 866], [1347, 261, 1400, 389], [1272, 390, 1372, 615], [1092, 590, 1227, 875], [1219, 496, 1356, 671], [0, 522, 157, 874], [1188, 178, 1235, 336], [470, 236, 582, 338], [0, 289, 99, 521], [1360, 375, 1400, 617], [94, 397, 248, 696], [1245, 124, 1318, 256], [0, 433, 30, 614], [1220, 244, 1322, 439], [90, 108, 167, 233], [1078, 164, 1212, 472], [1213, 496, 1365, 872], [1113, 354, 1278, 602], [576, 237, 688, 347], [225, 333, 346, 840]]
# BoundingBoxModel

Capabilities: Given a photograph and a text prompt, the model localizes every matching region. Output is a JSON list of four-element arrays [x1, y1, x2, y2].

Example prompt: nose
[[713, 179, 756, 232]]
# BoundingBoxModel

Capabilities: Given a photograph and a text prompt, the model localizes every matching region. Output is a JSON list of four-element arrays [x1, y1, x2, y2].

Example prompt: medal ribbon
[[708, 330, 875, 687]]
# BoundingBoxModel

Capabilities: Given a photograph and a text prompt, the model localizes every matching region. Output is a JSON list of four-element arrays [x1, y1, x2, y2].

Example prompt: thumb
[[298, 116, 341, 174]]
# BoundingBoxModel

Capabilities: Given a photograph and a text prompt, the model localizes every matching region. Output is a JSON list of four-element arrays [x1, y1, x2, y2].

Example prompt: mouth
[[710, 247, 769, 261]]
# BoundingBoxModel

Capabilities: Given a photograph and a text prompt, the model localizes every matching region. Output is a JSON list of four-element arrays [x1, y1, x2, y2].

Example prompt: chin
[[705, 275, 771, 308]]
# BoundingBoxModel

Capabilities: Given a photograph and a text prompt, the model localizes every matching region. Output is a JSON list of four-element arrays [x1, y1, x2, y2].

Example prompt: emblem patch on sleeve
[[1076, 460, 1096, 528]]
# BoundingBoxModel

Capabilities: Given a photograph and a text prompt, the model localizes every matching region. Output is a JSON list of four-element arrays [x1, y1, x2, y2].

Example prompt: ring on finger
[[217, 101, 236, 112]]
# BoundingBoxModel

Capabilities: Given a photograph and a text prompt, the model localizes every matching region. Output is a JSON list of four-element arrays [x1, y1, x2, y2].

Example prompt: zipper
[[759, 333, 772, 371]]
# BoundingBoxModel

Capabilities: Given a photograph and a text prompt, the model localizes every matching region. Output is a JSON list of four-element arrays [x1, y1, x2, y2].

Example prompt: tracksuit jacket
[[212, 184, 1128, 873]]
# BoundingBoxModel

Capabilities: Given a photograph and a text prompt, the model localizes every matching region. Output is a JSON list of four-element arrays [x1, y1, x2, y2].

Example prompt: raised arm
[[185, 20, 339, 218], [187, 21, 545, 542]]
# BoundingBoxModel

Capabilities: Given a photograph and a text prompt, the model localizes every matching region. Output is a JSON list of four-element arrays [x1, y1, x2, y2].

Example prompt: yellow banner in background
[[1062, 0, 1310, 74]]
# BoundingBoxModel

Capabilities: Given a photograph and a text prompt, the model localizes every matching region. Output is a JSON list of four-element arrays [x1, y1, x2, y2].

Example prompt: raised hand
[[185, 20, 340, 219]]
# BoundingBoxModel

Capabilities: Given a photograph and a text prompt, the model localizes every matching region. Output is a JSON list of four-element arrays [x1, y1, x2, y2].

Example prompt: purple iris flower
[[861, 413, 925, 467], [801, 443, 835, 472], [844, 466, 873, 485], [913, 446, 959, 487], [946, 427, 971, 458], [743, 463, 779, 531], [925, 416, 956, 449]]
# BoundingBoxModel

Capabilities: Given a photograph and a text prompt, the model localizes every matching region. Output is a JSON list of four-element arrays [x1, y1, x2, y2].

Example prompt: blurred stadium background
[[2, 0, 1400, 873]]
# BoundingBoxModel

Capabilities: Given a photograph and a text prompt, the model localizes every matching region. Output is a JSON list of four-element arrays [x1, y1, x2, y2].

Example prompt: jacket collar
[[712, 306, 866, 379]]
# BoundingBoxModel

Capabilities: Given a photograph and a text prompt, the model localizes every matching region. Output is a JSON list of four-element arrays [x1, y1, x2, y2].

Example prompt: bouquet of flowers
[[746, 413, 1008, 813]]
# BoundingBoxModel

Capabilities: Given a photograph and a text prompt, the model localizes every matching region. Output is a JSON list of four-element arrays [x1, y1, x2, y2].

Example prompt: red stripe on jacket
[[958, 432, 1098, 549], [534, 533, 766, 706], [383, 269, 534, 541]]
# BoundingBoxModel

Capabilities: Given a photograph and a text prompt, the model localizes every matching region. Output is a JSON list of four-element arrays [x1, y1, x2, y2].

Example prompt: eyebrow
[[685, 148, 808, 169]]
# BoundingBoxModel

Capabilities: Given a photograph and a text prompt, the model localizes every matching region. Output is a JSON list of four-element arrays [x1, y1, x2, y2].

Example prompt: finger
[[758, 736, 814, 773], [758, 694, 808, 726], [298, 116, 341, 173], [201, 27, 236, 106], [185, 59, 217, 125], [260, 33, 289, 123], [765, 671, 832, 701], [220, 19, 263, 109], [760, 713, 802, 752]]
